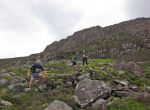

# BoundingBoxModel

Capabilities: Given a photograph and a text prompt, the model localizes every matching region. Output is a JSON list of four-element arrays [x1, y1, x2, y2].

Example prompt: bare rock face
[[44, 100, 73, 110], [75, 79, 111, 107]]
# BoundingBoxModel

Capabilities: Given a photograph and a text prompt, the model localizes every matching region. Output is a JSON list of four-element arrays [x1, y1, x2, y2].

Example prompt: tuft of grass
[[109, 98, 147, 110]]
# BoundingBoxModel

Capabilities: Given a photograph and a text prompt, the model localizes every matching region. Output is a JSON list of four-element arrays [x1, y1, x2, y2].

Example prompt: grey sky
[[0, 0, 149, 58]]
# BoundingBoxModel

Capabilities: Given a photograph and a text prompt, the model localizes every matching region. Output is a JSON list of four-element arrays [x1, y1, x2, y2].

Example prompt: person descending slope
[[27, 59, 47, 88]]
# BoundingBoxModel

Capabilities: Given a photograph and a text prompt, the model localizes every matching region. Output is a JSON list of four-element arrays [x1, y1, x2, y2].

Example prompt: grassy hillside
[[0, 58, 150, 110]]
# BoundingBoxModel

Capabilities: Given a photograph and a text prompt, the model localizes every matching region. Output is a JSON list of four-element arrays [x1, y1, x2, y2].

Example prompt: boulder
[[75, 79, 111, 107], [44, 100, 73, 110], [91, 99, 107, 110], [129, 85, 139, 92], [113, 80, 128, 86], [10, 76, 26, 84], [133, 92, 150, 103], [24, 88, 31, 92], [113, 91, 131, 97], [0, 99, 12, 106], [38, 84, 47, 92]]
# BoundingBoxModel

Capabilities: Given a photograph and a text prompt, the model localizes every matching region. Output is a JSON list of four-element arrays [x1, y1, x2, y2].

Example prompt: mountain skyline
[[0, 0, 150, 58]]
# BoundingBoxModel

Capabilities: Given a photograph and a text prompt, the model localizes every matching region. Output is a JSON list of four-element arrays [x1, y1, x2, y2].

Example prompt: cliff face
[[40, 18, 150, 61]]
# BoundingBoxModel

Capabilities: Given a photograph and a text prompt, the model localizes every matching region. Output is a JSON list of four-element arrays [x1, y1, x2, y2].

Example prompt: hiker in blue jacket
[[27, 59, 47, 88]]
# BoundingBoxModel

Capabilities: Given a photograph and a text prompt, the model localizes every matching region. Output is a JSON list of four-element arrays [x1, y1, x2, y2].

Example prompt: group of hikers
[[27, 54, 89, 88]]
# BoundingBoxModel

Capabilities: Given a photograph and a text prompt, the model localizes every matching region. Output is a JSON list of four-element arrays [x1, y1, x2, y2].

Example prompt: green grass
[[89, 58, 114, 66], [1, 59, 150, 110], [109, 98, 148, 110]]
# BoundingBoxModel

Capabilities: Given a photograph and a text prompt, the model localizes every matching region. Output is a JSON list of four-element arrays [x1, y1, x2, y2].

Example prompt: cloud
[[125, 0, 150, 18]]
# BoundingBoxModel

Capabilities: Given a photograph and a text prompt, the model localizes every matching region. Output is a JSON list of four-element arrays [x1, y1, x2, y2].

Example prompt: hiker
[[27, 59, 47, 88], [82, 54, 88, 65], [71, 57, 77, 66]]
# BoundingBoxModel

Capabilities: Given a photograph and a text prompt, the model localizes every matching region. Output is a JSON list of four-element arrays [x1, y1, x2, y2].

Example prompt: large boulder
[[75, 79, 111, 107], [44, 100, 73, 110], [10, 76, 26, 84]]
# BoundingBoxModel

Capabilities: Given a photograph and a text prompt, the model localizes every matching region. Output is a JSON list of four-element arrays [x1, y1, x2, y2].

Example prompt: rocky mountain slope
[[0, 59, 150, 110], [38, 18, 150, 62], [0, 18, 150, 110]]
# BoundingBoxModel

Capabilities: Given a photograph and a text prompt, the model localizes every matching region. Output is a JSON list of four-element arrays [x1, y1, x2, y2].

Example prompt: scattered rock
[[91, 99, 107, 110], [113, 79, 128, 86], [0, 69, 7, 73], [0, 79, 8, 85], [0, 73, 11, 78], [67, 76, 79, 88], [0, 99, 13, 106], [9, 83, 26, 93], [75, 79, 111, 107], [133, 92, 150, 103], [129, 85, 139, 92], [113, 90, 130, 97], [78, 73, 91, 81], [10, 76, 26, 84], [38, 84, 47, 92], [145, 86, 150, 93], [114, 61, 144, 76], [9, 72, 16, 76], [56, 74, 70, 79], [44, 100, 73, 110], [118, 70, 125, 75], [24, 88, 31, 92]]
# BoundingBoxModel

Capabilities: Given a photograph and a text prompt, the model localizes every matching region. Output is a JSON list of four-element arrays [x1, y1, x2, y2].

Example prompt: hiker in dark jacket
[[71, 57, 77, 66], [82, 54, 88, 65], [27, 59, 47, 88]]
